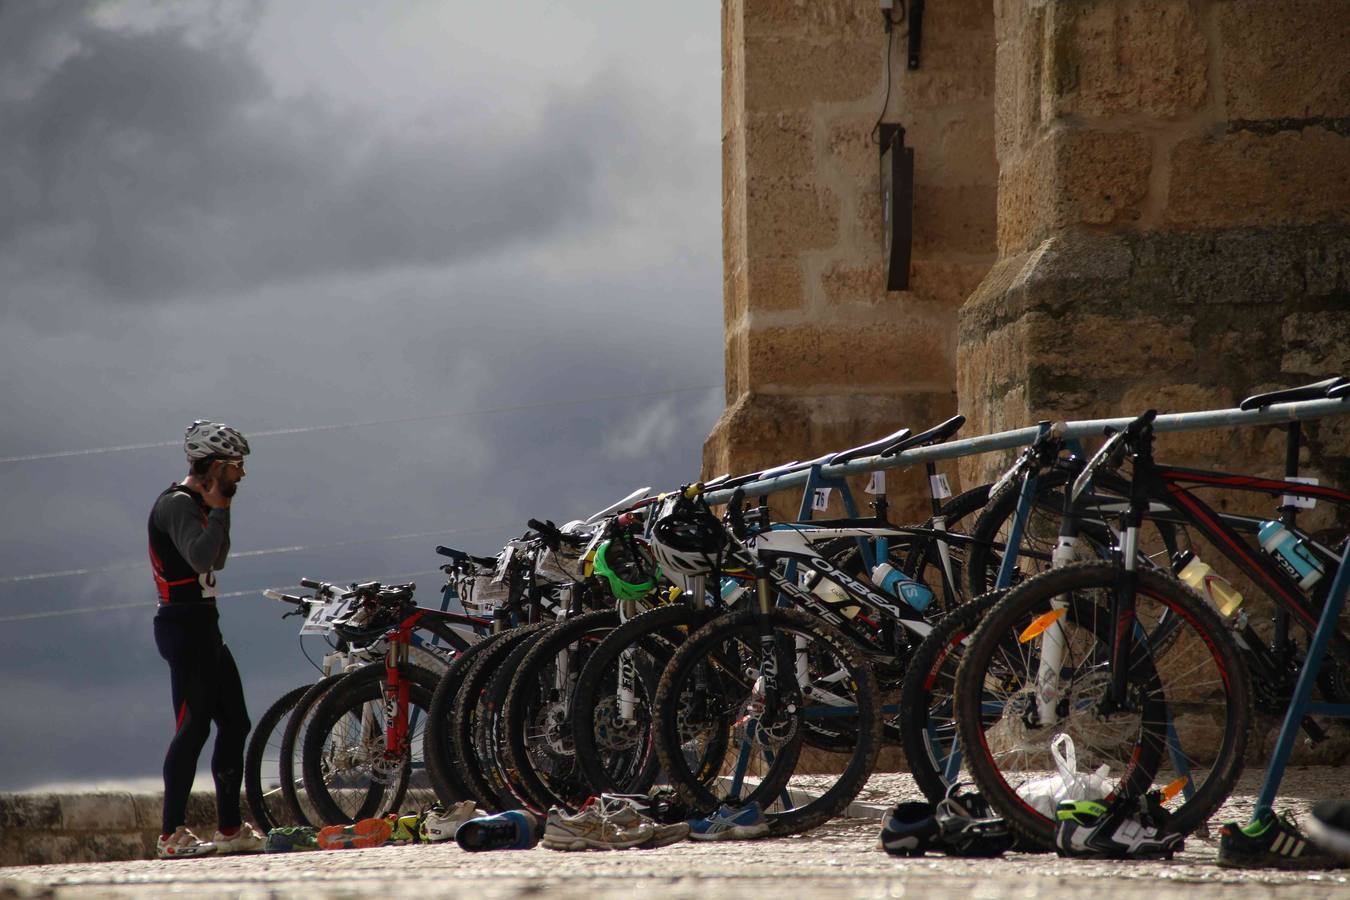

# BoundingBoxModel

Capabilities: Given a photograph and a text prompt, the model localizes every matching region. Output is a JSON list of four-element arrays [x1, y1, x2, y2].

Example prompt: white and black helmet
[[184, 420, 251, 461], [649, 499, 726, 576]]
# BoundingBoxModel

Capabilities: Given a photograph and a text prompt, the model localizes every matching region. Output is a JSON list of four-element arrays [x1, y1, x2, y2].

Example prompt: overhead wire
[[0, 522, 515, 585], [0, 384, 719, 465], [0, 569, 444, 624]]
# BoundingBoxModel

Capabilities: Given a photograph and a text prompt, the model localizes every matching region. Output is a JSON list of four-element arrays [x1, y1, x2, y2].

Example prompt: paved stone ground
[[3, 769, 1348, 899]]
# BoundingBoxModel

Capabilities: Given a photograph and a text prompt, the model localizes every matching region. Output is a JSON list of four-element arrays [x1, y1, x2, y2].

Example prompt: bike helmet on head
[[649, 499, 726, 577], [184, 420, 251, 460], [592, 537, 658, 601]]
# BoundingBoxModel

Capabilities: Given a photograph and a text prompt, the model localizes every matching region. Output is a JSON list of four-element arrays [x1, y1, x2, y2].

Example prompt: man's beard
[[222, 480, 239, 498]]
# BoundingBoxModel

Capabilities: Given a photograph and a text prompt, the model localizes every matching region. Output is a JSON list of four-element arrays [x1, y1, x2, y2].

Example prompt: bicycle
[[951, 387, 1350, 846], [297, 580, 489, 824], [244, 578, 471, 830]]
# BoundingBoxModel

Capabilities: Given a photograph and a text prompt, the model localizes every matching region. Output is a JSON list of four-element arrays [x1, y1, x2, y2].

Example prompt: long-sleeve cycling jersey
[[148, 484, 230, 603]]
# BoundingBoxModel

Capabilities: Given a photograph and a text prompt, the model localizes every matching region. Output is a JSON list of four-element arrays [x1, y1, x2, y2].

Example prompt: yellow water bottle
[[1174, 550, 1244, 617]]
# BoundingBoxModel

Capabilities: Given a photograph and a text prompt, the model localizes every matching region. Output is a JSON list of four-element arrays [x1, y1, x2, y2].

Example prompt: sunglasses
[[219, 459, 246, 469]]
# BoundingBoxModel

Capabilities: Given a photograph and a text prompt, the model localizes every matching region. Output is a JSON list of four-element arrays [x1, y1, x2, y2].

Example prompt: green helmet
[[592, 538, 658, 601]]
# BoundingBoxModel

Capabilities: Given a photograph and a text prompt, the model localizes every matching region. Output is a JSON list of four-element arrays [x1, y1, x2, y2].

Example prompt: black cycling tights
[[154, 609, 250, 836]]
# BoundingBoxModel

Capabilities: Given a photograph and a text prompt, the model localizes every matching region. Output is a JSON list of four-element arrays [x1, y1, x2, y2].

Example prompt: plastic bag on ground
[[1014, 733, 1112, 818]]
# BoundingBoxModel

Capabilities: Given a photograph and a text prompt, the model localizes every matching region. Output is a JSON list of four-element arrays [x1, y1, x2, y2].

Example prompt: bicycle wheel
[[451, 622, 551, 811], [502, 609, 621, 811], [278, 671, 351, 827], [955, 562, 1251, 848], [475, 625, 566, 811], [895, 589, 1006, 803], [244, 683, 312, 831], [300, 662, 442, 825], [570, 603, 723, 799], [424, 632, 505, 806], [654, 607, 881, 836]]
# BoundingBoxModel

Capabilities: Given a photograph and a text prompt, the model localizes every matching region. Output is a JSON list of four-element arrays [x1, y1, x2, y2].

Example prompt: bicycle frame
[[378, 605, 490, 759], [1102, 447, 1350, 708]]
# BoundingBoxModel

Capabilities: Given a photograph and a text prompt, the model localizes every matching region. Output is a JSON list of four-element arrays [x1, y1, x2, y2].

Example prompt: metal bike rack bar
[[703, 396, 1350, 506]]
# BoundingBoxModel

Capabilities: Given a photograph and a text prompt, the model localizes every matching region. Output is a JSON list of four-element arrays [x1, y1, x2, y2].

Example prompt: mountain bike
[[297, 581, 489, 824], [245, 579, 471, 829], [952, 390, 1350, 846]]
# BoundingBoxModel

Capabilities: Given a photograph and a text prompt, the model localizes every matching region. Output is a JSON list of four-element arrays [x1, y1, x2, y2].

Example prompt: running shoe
[[317, 816, 394, 851], [878, 801, 938, 857], [687, 801, 769, 841], [386, 813, 422, 845], [591, 795, 691, 848], [211, 823, 266, 854], [264, 826, 319, 853], [420, 801, 482, 843], [1218, 811, 1342, 870], [455, 810, 543, 852], [156, 826, 216, 859], [1056, 796, 1183, 860], [1309, 800, 1350, 862], [600, 790, 693, 826], [542, 804, 654, 851], [934, 786, 1014, 858]]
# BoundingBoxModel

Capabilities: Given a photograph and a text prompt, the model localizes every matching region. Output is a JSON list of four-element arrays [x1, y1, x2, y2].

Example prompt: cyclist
[[148, 420, 263, 858]]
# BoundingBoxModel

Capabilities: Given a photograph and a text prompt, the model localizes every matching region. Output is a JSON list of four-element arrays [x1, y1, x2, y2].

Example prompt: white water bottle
[[1258, 521, 1325, 589]]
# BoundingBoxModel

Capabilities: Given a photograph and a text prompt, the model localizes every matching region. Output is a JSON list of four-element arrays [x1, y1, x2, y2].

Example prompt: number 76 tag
[[812, 487, 832, 512]]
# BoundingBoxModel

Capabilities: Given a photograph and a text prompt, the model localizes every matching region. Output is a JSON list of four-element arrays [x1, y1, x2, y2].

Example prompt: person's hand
[[201, 472, 232, 510]]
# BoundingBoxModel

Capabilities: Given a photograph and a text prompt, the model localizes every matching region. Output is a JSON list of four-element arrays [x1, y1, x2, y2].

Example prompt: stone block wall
[[0, 791, 217, 866], [707, 0, 997, 523], [959, 0, 1350, 528]]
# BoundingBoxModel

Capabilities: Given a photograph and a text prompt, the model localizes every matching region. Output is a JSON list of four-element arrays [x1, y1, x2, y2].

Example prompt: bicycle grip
[[299, 578, 322, 590]]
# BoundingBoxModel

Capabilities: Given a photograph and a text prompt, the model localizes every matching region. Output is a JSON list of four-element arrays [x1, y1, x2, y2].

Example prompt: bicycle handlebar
[[435, 545, 498, 568], [262, 588, 305, 606]]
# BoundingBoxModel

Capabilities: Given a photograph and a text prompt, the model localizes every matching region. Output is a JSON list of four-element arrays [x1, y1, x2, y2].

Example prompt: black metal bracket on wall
[[878, 124, 914, 292], [908, 0, 924, 69]]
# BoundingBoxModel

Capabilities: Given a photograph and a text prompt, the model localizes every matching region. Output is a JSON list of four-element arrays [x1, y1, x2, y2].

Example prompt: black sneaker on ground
[[1218, 811, 1343, 870], [878, 801, 938, 857], [1055, 793, 1183, 860], [1309, 800, 1350, 862], [933, 785, 1014, 858]]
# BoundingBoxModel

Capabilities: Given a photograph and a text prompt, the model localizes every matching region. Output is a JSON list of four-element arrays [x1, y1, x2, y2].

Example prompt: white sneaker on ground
[[420, 800, 483, 843], [157, 826, 216, 859], [211, 823, 266, 854]]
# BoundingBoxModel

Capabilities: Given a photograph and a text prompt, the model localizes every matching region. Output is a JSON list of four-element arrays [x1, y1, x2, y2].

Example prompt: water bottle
[[720, 576, 748, 606], [872, 561, 935, 613], [1173, 550, 1244, 617], [801, 572, 861, 618], [1258, 521, 1325, 590]]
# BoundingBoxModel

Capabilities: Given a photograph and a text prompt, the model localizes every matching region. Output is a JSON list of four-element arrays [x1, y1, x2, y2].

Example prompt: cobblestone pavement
[[3, 769, 1348, 899]]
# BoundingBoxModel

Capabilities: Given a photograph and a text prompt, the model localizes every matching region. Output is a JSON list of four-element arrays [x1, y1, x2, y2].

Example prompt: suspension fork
[[1107, 474, 1151, 709], [1034, 459, 1088, 724], [383, 631, 411, 756]]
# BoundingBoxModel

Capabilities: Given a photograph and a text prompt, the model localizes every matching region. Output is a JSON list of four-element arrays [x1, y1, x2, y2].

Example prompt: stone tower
[[711, 0, 1350, 535], [705, 0, 997, 521]]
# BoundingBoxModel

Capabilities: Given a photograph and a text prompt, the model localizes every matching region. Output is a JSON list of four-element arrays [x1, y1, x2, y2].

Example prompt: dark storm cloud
[[0, 1, 722, 790], [0, 2, 639, 305]]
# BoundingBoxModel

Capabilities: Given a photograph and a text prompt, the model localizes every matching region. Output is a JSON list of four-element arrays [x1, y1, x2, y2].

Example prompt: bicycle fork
[[382, 635, 411, 759]]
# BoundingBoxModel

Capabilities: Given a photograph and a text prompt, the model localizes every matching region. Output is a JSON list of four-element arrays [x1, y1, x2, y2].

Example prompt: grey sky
[[0, 0, 722, 790]]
